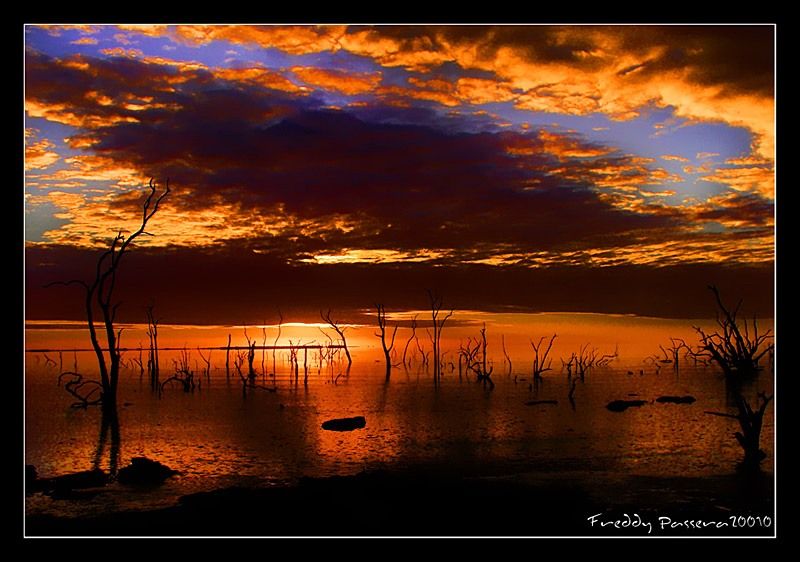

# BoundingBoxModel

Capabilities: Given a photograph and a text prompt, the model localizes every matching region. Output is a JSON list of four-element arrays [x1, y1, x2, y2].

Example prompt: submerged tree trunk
[[375, 304, 398, 382], [49, 179, 170, 414]]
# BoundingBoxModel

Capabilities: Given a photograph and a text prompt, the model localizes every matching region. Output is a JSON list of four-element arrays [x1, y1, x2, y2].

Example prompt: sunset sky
[[24, 25, 775, 323]]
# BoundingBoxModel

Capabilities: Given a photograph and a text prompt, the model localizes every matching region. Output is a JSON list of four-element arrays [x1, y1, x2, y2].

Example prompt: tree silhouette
[[321, 309, 352, 371], [375, 303, 398, 382], [694, 285, 772, 379], [48, 179, 170, 417], [427, 290, 453, 386]]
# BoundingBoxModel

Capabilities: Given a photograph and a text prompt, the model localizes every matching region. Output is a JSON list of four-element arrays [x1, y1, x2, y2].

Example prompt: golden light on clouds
[[700, 164, 775, 199], [173, 24, 345, 55], [215, 67, 305, 93], [291, 67, 382, 95], [302, 249, 446, 265], [24, 24, 773, 277], [54, 24, 772, 161], [25, 99, 140, 129], [25, 131, 59, 170]]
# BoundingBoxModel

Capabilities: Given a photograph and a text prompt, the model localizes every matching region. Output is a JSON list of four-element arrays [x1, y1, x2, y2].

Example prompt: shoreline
[[25, 467, 774, 537]]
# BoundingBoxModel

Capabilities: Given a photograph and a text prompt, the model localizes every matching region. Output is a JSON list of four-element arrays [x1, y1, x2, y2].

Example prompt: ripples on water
[[25, 315, 774, 517]]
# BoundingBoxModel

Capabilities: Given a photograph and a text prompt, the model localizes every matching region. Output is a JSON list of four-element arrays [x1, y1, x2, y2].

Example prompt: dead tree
[[321, 309, 352, 371], [161, 347, 195, 393], [694, 285, 773, 379], [244, 328, 257, 385], [568, 376, 577, 410], [46, 179, 170, 415], [197, 347, 212, 382], [705, 391, 773, 467], [562, 343, 616, 381], [531, 334, 557, 381], [402, 315, 418, 369], [145, 304, 160, 391], [427, 290, 453, 385], [501, 335, 512, 376], [375, 304, 398, 382], [273, 310, 283, 376], [261, 323, 267, 377], [415, 333, 429, 369], [131, 345, 144, 380], [225, 333, 232, 379], [288, 340, 300, 381], [460, 326, 494, 389]]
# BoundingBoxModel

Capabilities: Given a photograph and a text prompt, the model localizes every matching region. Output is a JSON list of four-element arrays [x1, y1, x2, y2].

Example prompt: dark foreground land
[[26, 468, 774, 537]]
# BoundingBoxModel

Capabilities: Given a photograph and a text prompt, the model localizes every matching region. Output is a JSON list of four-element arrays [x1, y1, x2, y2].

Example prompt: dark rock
[[118, 457, 178, 486], [26, 465, 39, 494], [321, 416, 366, 432], [627, 393, 639, 397], [42, 469, 108, 491], [656, 395, 696, 404], [606, 399, 647, 412], [525, 400, 558, 406]]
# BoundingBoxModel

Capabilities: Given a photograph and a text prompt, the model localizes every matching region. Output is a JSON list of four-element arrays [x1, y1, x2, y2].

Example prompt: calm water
[[25, 312, 775, 518]]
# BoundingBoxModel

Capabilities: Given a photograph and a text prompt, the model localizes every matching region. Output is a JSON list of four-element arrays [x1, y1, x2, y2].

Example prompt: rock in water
[[321, 416, 366, 432], [118, 457, 178, 486], [525, 400, 558, 406], [606, 399, 647, 412], [655, 395, 696, 404]]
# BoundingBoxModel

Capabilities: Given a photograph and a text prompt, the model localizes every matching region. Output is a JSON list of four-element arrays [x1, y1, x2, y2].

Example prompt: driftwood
[[58, 371, 103, 408]]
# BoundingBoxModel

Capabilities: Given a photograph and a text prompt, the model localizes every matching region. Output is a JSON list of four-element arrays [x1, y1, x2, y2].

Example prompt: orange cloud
[[32, 154, 142, 190], [454, 77, 516, 105], [70, 37, 98, 45], [36, 24, 101, 36], [215, 67, 304, 93], [25, 131, 59, 171], [660, 154, 689, 162], [25, 99, 140, 129], [291, 67, 382, 95], [31, 187, 364, 251], [700, 165, 774, 199], [537, 130, 614, 159], [173, 25, 345, 55], [100, 47, 145, 58], [90, 25, 773, 160], [114, 24, 171, 37], [376, 84, 460, 107]]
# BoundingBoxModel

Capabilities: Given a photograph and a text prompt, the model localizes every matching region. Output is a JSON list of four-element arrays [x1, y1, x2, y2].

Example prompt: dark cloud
[[26, 244, 774, 324], [26, 51, 691, 257], [615, 26, 774, 97], [345, 25, 774, 97]]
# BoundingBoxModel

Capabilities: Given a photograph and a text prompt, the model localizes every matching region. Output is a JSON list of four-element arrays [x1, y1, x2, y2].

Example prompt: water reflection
[[25, 313, 774, 517], [92, 409, 120, 476]]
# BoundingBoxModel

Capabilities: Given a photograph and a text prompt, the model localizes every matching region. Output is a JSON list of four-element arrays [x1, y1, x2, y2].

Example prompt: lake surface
[[24, 312, 775, 520]]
